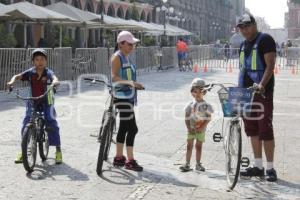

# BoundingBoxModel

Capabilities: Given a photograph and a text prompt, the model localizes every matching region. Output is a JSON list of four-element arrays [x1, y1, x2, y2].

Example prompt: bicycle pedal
[[241, 157, 250, 167], [213, 132, 223, 142]]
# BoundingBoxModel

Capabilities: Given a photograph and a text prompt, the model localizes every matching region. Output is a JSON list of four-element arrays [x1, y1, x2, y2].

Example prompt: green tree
[[0, 24, 17, 48], [192, 36, 202, 45], [131, 3, 140, 21], [143, 36, 156, 46]]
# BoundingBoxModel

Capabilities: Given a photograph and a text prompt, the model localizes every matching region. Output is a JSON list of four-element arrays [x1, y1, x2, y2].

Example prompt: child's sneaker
[[14, 153, 23, 164], [195, 163, 205, 171], [55, 151, 63, 164], [179, 163, 191, 172], [125, 159, 143, 172], [113, 156, 126, 167]]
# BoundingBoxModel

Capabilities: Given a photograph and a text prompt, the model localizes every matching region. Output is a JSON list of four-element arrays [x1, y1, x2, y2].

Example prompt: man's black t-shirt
[[241, 33, 276, 93]]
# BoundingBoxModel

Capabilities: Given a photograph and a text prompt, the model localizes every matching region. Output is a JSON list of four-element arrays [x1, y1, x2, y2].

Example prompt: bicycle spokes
[[27, 132, 36, 167], [225, 124, 242, 190]]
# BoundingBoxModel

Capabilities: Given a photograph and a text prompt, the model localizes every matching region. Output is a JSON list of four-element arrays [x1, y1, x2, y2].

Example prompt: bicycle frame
[[10, 84, 56, 140], [207, 83, 259, 189]]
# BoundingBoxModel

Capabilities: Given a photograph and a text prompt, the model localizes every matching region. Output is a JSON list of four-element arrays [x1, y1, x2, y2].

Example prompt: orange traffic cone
[[274, 65, 279, 75], [227, 64, 233, 73], [203, 64, 208, 73], [193, 63, 199, 73], [291, 65, 296, 75]]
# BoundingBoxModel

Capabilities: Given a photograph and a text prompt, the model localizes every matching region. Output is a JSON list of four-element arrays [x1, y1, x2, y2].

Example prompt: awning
[[144, 23, 193, 36], [1, 2, 79, 47], [4, 2, 77, 23], [46, 2, 143, 30]]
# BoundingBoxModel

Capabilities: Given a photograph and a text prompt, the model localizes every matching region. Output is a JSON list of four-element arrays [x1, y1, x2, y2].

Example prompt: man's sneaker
[[55, 151, 63, 164], [113, 156, 126, 167], [179, 163, 191, 172], [125, 159, 143, 172], [240, 166, 264, 177], [266, 168, 277, 182], [14, 153, 23, 164], [195, 163, 205, 172]]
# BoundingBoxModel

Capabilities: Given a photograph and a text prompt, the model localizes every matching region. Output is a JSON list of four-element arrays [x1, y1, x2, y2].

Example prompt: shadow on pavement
[[235, 177, 300, 199], [100, 162, 196, 188], [26, 159, 89, 181]]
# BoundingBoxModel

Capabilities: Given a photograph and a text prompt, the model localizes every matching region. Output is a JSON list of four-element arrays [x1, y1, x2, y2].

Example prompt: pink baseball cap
[[117, 31, 140, 44]]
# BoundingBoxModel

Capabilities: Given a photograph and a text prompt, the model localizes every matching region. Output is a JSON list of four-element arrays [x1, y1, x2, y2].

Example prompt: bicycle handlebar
[[83, 78, 145, 90], [9, 84, 57, 101], [84, 78, 111, 87], [204, 83, 265, 98]]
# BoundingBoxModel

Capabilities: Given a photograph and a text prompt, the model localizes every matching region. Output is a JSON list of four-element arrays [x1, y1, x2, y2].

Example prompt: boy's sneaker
[[113, 156, 126, 167], [266, 168, 277, 182], [55, 151, 63, 164], [125, 159, 143, 172], [179, 163, 191, 172], [240, 166, 264, 177], [195, 163, 205, 172], [14, 153, 23, 164]]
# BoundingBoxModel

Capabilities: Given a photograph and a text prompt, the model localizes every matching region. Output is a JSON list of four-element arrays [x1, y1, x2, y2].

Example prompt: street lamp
[[156, 0, 174, 46], [210, 22, 221, 43]]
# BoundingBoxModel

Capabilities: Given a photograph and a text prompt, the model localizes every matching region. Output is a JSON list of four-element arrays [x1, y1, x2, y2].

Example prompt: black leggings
[[114, 99, 138, 147]]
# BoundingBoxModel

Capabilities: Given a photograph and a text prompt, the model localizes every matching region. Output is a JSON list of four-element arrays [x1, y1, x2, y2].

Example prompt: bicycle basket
[[218, 87, 253, 117]]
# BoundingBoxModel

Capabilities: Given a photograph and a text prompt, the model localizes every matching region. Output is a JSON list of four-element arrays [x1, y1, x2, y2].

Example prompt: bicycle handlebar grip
[[9, 85, 14, 92]]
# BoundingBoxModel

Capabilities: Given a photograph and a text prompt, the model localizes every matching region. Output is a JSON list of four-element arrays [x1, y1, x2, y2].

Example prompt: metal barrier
[[0, 48, 28, 90], [53, 47, 72, 81], [135, 46, 160, 71], [161, 47, 177, 68], [1, 46, 299, 91]]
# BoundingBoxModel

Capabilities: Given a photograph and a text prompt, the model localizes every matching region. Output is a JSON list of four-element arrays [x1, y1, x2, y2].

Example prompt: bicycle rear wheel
[[22, 125, 37, 173], [225, 123, 242, 190], [96, 113, 113, 176]]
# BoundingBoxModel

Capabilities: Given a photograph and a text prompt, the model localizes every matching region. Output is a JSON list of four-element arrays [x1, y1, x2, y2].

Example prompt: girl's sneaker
[[179, 163, 191, 172], [125, 159, 143, 172], [195, 163, 205, 171], [113, 156, 126, 167]]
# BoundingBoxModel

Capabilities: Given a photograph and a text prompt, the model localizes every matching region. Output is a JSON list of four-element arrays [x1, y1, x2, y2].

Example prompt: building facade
[[138, 0, 244, 43], [1, 0, 153, 21], [0, 0, 154, 47], [286, 0, 300, 39], [1, 0, 245, 46]]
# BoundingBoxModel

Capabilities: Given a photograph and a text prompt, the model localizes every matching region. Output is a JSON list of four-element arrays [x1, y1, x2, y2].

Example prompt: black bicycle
[[205, 83, 262, 190], [84, 78, 117, 176], [84, 78, 144, 176], [9, 84, 56, 173]]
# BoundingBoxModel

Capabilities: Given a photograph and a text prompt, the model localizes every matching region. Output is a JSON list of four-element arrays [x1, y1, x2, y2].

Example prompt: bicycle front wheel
[[22, 125, 37, 173], [39, 131, 49, 161], [104, 117, 115, 161], [225, 123, 242, 190], [96, 115, 112, 176]]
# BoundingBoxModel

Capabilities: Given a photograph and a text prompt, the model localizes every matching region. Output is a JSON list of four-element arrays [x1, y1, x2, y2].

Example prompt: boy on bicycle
[[180, 78, 213, 172], [6, 48, 62, 164]]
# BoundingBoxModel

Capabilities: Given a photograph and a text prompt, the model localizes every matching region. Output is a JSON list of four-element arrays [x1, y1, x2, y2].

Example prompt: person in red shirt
[[176, 38, 188, 71]]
